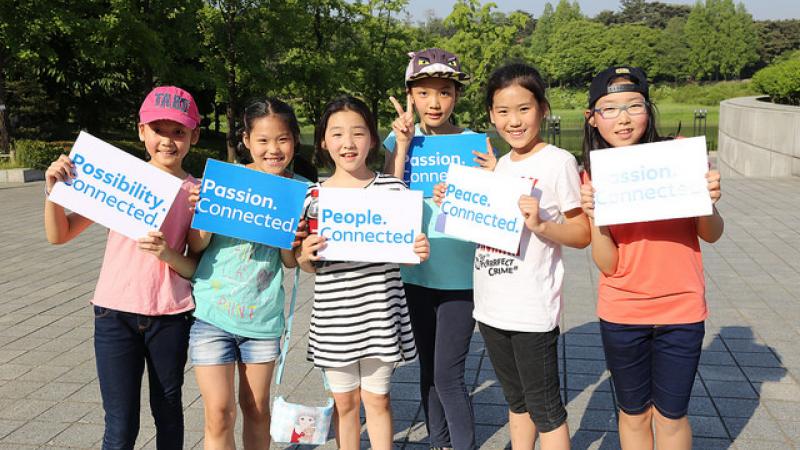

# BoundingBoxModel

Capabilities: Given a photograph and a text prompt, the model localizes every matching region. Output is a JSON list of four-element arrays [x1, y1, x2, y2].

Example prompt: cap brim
[[407, 71, 471, 86], [139, 113, 198, 130]]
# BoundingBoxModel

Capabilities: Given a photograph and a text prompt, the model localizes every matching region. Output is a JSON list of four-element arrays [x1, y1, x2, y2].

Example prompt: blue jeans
[[405, 284, 477, 450], [93, 306, 192, 450]]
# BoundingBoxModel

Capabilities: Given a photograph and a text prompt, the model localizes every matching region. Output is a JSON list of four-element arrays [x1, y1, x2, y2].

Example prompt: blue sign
[[192, 159, 307, 249], [403, 133, 487, 197]]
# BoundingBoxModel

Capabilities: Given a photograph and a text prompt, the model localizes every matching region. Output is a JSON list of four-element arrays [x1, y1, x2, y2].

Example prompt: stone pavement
[[0, 177, 798, 449]]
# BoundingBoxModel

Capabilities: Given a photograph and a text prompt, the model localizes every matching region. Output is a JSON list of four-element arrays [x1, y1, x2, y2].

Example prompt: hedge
[[13, 140, 68, 170], [752, 59, 800, 106]]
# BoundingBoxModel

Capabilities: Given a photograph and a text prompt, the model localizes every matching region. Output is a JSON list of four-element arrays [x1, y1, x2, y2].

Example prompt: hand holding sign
[[518, 195, 543, 233], [389, 94, 415, 149], [45, 155, 76, 194], [412, 233, 430, 263], [580, 181, 596, 220], [707, 170, 721, 204]]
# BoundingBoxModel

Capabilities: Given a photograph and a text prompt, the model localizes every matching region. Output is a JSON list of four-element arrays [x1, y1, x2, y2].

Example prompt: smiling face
[[321, 109, 376, 177], [587, 81, 649, 148], [408, 77, 459, 132], [138, 119, 199, 173], [489, 83, 547, 155], [243, 115, 296, 176]]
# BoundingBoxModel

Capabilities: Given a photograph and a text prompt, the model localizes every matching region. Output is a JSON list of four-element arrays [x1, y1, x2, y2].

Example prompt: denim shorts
[[600, 320, 705, 419], [189, 318, 281, 365]]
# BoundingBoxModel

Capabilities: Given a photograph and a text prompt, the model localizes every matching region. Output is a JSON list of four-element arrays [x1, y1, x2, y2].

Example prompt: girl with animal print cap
[[383, 48, 491, 450]]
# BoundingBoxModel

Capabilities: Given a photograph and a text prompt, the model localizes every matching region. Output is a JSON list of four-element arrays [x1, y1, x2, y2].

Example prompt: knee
[[619, 408, 653, 431], [361, 391, 391, 412], [239, 394, 269, 421], [333, 391, 361, 415], [653, 409, 688, 435], [205, 405, 236, 433]]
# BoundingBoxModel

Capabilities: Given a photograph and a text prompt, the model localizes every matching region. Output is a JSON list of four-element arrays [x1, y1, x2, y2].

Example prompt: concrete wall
[[718, 96, 800, 177]]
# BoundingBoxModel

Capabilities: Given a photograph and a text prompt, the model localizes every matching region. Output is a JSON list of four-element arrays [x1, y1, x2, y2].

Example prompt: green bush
[[667, 81, 758, 106], [548, 87, 587, 110], [13, 140, 68, 170], [752, 59, 800, 106]]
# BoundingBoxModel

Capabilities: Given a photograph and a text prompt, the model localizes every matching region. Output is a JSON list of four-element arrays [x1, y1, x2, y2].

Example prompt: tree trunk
[[0, 52, 11, 155]]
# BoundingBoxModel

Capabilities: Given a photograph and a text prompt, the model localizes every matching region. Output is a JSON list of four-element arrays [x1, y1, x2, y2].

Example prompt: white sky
[[403, 0, 800, 21]]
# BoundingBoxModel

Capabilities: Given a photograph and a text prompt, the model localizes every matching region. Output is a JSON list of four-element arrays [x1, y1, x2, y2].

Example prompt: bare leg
[[618, 407, 654, 450], [653, 408, 691, 450], [238, 361, 275, 450], [332, 389, 362, 450], [195, 364, 237, 450], [538, 422, 570, 450], [361, 390, 393, 450], [508, 409, 537, 450]]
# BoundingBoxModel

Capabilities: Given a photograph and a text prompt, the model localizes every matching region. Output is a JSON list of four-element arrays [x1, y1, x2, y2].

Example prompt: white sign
[[590, 136, 712, 226], [317, 188, 423, 264], [49, 131, 183, 240], [437, 164, 532, 254]]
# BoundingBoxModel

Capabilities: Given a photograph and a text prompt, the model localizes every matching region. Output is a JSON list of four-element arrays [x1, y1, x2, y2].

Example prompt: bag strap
[[274, 267, 331, 392], [274, 267, 300, 385]]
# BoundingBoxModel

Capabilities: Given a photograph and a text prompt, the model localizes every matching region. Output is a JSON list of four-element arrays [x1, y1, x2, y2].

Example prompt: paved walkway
[[0, 177, 798, 449]]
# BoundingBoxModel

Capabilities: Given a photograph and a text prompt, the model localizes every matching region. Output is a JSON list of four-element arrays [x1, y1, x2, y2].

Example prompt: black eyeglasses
[[593, 101, 648, 119]]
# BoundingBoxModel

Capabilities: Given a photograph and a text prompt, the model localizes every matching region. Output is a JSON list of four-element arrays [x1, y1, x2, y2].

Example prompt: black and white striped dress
[[303, 174, 417, 368]]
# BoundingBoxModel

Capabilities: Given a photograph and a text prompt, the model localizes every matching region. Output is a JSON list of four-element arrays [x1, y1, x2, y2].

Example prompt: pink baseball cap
[[139, 86, 201, 129]]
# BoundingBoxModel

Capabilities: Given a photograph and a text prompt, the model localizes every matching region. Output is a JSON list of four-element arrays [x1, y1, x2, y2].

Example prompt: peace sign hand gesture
[[389, 94, 415, 149]]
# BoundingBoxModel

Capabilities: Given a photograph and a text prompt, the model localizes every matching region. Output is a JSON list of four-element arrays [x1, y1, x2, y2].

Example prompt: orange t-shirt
[[597, 218, 707, 325], [581, 170, 707, 325]]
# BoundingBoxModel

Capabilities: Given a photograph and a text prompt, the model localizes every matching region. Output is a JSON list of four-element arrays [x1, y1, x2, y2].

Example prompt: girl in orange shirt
[[580, 66, 723, 450]]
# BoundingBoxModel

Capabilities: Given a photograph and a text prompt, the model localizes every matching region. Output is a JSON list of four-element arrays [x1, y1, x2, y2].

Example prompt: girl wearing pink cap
[[44, 86, 203, 450]]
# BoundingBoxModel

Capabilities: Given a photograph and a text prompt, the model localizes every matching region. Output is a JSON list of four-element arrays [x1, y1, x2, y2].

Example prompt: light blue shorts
[[189, 318, 281, 365]]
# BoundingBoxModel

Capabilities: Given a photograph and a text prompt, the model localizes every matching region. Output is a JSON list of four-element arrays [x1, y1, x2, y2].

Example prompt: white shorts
[[323, 358, 396, 394]]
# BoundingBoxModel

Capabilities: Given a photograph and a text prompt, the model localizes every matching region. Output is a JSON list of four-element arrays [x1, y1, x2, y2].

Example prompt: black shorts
[[479, 322, 566, 433]]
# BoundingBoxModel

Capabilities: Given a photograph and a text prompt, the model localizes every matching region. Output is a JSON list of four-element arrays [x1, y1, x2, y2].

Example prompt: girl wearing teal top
[[187, 98, 310, 450], [384, 48, 495, 450]]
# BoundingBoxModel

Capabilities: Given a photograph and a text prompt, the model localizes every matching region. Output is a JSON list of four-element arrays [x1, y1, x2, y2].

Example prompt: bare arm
[[138, 231, 198, 279], [528, 206, 591, 249], [43, 155, 94, 244], [580, 181, 619, 275]]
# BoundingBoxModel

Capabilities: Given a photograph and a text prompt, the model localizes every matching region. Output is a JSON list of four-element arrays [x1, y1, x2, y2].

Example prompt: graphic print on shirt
[[209, 238, 279, 321]]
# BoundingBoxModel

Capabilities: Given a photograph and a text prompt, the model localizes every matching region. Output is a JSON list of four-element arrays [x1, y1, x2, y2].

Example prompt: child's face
[[587, 85, 648, 148], [489, 83, 546, 152], [243, 115, 295, 176], [408, 78, 458, 129], [138, 119, 199, 172], [322, 110, 375, 173]]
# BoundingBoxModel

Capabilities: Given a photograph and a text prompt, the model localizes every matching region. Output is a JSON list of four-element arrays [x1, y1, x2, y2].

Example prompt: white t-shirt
[[473, 145, 582, 332]]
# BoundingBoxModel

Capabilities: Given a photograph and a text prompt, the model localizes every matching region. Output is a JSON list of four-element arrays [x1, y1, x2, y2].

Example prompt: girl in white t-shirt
[[435, 63, 590, 449]]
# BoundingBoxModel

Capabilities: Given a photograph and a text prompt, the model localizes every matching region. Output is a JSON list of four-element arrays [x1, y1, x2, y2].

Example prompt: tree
[[346, 0, 419, 128], [754, 20, 800, 68], [199, 0, 278, 161], [438, 0, 531, 127], [685, 0, 758, 80], [658, 16, 691, 82], [528, 0, 583, 81]]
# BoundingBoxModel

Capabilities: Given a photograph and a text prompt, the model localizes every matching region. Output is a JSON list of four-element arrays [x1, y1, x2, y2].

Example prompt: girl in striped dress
[[297, 96, 429, 450]]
